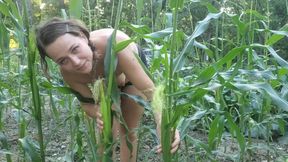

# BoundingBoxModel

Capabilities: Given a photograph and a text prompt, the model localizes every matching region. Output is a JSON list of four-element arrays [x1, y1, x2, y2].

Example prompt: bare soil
[[1, 107, 288, 162]]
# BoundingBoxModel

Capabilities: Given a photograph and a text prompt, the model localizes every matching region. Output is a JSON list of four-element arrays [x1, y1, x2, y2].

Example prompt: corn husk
[[151, 84, 166, 114]]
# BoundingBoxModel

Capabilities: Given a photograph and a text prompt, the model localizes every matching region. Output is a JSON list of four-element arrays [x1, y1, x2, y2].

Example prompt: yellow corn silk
[[151, 84, 166, 114], [9, 38, 19, 49], [89, 78, 105, 103]]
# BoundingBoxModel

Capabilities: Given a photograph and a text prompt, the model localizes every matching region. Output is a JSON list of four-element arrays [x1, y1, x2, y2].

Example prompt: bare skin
[[45, 28, 180, 161]]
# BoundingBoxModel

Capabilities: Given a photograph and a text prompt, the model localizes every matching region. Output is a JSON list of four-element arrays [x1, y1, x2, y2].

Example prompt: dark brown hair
[[36, 17, 95, 77]]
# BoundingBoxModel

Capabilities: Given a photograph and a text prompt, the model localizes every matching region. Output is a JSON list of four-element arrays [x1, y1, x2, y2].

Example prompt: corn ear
[[90, 79, 113, 162], [89, 78, 104, 104], [151, 84, 166, 114], [151, 84, 173, 161]]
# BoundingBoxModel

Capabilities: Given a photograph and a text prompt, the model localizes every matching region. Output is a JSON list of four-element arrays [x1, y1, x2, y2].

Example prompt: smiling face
[[45, 33, 93, 74]]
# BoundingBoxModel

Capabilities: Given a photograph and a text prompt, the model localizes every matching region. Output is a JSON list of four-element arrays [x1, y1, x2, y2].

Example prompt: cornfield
[[1, 0, 288, 162]]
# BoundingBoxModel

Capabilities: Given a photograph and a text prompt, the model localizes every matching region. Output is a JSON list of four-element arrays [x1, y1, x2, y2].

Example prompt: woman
[[36, 18, 180, 161]]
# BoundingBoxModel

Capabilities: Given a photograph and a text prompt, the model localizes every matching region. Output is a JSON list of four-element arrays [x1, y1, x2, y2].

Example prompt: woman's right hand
[[95, 110, 103, 130], [81, 103, 104, 131]]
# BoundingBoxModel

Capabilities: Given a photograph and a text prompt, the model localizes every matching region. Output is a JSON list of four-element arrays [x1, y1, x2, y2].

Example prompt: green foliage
[[69, 0, 83, 19], [19, 137, 41, 162], [1, 0, 288, 161]]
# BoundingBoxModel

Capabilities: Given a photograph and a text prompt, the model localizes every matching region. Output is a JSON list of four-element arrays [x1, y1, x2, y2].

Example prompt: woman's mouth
[[77, 61, 86, 71]]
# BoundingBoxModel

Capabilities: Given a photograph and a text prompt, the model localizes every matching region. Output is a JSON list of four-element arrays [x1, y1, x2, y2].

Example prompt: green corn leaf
[[173, 12, 222, 74], [161, 108, 172, 162], [0, 2, 10, 16], [4, 0, 23, 31], [114, 38, 135, 53], [208, 116, 220, 149], [172, 39, 195, 75], [169, 0, 184, 9], [105, 34, 121, 111], [251, 44, 288, 68], [145, 27, 173, 39], [278, 118, 286, 135], [215, 46, 247, 69], [136, 0, 144, 24], [0, 132, 12, 162], [104, 31, 121, 114], [177, 110, 207, 139], [5, 0, 22, 23], [0, 22, 10, 54], [194, 40, 214, 59], [40, 81, 79, 95], [170, 105, 189, 129], [120, 92, 151, 111], [83, 129, 98, 161], [191, 66, 216, 87], [104, 33, 116, 91], [237, 69, 276, 80], [100, 85, 112, 143], [208, 115, 225, 150], [252, 49, 266, 69], [193, 12, 222, 39], [186, 136, 211, 154], [257, 29, 288, 44], [121, 22, 151, 34], [265, 23, 288, 45], [69, 0, 83, 19], [266, 46, 288, 68], [201, 1, 219, 13], [99, 83, 113, 162], [244, 9, 268, 21], [225, 112, 246, 153], [233, 83, 288, 112], [230, 14, 247, 36], [19, 137, 41, 162]]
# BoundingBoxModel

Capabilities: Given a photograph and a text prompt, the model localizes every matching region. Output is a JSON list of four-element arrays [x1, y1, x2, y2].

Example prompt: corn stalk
[[89, 0, 124, 161], [159, 1, 184, 162], [23, 0, 45, 161]]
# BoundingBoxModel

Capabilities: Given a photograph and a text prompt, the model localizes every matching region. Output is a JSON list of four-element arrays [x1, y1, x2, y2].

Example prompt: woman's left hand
[[156, 129, 181, 154]]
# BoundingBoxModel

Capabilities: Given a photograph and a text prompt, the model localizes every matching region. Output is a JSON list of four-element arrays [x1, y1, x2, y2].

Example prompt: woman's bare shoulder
[[90, 29, 130, 42], [90, 29, 114, 39]]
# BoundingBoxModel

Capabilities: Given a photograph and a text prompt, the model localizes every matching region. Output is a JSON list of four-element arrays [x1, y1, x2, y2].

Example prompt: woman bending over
[[36, 18, 180, 162]]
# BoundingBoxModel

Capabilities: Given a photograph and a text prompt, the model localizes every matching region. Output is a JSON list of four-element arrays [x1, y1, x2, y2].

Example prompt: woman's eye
[[72, 46, 79, 54], [59, 58, 67, 65]]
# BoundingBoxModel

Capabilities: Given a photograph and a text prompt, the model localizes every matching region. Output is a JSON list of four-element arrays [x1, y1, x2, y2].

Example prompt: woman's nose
[[69, 55, 81, 66]]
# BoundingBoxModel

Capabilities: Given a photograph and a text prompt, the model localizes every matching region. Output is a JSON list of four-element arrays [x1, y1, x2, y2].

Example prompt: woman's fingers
[[170, 130, 180, 153], [96, 111, 104, 130], [156, 145, 162, 154], [96, 111, 102, 118], [156, 129, 181, 154]]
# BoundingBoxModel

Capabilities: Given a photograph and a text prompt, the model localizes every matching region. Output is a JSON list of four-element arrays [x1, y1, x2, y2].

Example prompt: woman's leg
[[119, 85, 145, 162]]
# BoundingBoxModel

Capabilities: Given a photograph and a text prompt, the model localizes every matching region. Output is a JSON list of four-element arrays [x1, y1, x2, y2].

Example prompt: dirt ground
[[1, 106, 288, 162]]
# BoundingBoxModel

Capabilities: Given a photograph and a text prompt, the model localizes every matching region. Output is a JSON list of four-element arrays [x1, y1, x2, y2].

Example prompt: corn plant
[[0, 0, 44, 161], [24, 2, 45, 162], [1, 0, 288, 161], [88, 0, 125, 161]]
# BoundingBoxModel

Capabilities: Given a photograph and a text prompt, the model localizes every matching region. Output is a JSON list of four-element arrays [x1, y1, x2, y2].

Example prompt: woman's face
[[45, 33, 93, 74]]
